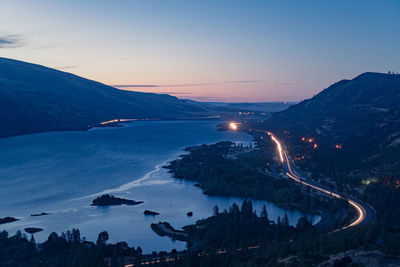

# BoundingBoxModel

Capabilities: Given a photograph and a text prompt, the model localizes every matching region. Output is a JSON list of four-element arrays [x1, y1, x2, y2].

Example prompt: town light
[[229, 122, 238, 130]]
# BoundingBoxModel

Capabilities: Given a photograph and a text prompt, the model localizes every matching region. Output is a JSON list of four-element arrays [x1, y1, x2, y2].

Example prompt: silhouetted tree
[[96, 231, 109, 246], [213, 205, 219, 216], [261, 204, 269, 222], [283, 214, 289, 226]]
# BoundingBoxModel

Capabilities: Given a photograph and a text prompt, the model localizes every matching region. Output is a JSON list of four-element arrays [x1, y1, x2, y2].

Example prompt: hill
[[266, 72, 400, 183], [0, 58, 210, 138]]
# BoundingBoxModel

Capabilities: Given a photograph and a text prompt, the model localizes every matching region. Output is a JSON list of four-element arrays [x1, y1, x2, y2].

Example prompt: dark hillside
[[0, 57, 209, 138], [266, 72, 400, 182]]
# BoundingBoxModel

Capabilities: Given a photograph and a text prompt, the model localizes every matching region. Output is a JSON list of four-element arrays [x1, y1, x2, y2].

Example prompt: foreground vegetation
[[173, 201, 378, 266], [2, 199, 397, 266], [0, 228, 143, 266]]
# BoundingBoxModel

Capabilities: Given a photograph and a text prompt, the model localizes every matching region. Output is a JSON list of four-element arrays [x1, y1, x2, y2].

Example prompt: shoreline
[[0, 118, 224, 140], [165, 141, 323, 218]]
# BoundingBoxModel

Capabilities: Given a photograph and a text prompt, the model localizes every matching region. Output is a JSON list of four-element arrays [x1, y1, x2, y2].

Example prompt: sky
[[1, 0, 399, 102]]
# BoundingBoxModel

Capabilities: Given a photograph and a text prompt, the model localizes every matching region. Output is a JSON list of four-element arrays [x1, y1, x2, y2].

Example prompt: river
[[0, 121, 319, 252]]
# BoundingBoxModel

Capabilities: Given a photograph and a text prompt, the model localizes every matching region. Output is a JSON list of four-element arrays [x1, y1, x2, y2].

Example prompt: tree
[[261, 205, 269, 222], [15, 230, 23, 239], [137, 246, 142, 256], [283, 214, 289, 226], [230, 202, 240, 217], [296, 217, 312, 230], [213, 205, 219, 216], [30, 234, 36, 245], [241, 200, 253, 216], [96, 231, 109, 246], [72, 228, 81, 243]]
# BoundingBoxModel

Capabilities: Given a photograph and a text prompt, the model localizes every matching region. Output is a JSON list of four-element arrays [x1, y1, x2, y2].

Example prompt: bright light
[[268, 132, 284, 163], [313, 143, 318, 149], [229, 122, 238, 130]]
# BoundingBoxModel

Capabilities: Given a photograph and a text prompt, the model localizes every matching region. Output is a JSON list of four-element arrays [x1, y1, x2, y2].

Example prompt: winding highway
[[267, 131, 371, 231]]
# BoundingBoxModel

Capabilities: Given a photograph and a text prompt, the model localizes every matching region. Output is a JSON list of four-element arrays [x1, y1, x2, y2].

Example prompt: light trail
[[268, 132, 366, 231], [100, 118, 138, 125], [267, 132, 284, 162], [124, 244, 261, 266]]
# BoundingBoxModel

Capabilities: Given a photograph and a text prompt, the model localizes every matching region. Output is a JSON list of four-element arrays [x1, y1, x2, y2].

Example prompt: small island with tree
[[31, 212, 51, 217], [0, 217, 19, 225], [24, 227, 43, 234], [91, 194, 144, 206], [144, 210, 160, 216]]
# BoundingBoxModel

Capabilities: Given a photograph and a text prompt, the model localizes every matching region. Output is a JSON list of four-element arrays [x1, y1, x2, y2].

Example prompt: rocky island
[[31, 212, 51, 217], [91, 194, 144, 206], [0, 217, 19, 225], [151, 222, 189, 242], [24, 228, 43, 234], [144, 210, 160, 216]]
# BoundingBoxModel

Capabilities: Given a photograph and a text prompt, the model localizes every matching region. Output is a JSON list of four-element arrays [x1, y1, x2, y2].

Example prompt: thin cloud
[[184, 93, 244, 102], [113, 84, 159, 88], [0, 35, 23, 48], [57, 65, 77, 70], [224, 80, 262, 84], [190, 96, 244, 101], [112, 80, 262, 88], [112, 83, 212, 88], [154, 91, 192, 95], [33, 44, 60, 50], [113, 86, 193, 95], [161, 83, 213, 87]]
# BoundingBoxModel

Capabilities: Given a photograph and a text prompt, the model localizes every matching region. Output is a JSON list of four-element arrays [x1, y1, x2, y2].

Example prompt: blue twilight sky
[[1, 0, 399, 102]]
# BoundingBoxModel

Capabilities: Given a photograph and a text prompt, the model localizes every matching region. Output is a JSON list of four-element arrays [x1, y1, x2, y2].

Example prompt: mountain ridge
[[0, 57, 210, 138]]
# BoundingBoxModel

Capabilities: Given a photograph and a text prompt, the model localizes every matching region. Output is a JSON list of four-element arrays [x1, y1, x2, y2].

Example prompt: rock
[[0, 217, 19, 225], [144, 210, 160, 216], [24, 227, 43, 234], [31, 212, 51, 217], [151, 222, 189, 242]]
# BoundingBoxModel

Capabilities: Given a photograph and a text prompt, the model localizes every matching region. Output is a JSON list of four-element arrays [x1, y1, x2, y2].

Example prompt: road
[[267, 131, 373, 231]]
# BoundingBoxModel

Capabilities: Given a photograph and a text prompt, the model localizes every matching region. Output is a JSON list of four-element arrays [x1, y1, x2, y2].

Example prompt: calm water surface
[[0, 121, 319, 252]]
